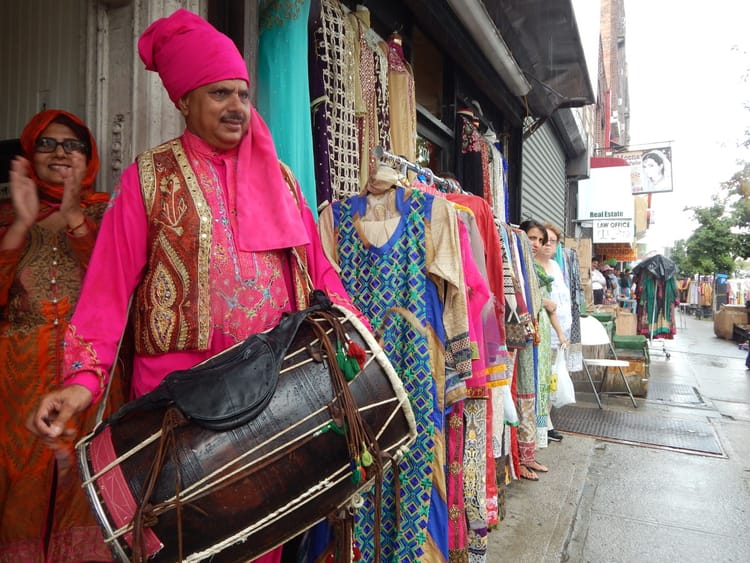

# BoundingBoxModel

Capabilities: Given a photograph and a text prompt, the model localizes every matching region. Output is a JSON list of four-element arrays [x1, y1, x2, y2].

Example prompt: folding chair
[[612, 334, 650, 381], [580, 315, 638, 409]]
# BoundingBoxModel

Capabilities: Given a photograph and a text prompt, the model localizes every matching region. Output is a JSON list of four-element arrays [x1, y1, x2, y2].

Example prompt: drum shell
[[79, 314, 414, 562]]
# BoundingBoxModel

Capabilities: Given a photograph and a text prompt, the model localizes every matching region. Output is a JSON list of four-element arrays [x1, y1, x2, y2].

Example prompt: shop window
[[411, 27, 454, 173], [413, 28, 443, 120]]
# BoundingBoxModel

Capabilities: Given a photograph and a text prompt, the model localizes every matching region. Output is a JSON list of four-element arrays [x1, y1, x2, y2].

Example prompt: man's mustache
[[222, 113, 246, 124]]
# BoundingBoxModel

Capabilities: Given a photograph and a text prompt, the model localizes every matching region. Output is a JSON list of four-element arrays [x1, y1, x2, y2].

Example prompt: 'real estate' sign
[[577, 161, 633, 222], [594, 219, 633, 243]]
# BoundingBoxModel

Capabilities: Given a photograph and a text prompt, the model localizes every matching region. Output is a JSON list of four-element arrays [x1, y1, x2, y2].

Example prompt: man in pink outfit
[[30, 9, 358, 562]]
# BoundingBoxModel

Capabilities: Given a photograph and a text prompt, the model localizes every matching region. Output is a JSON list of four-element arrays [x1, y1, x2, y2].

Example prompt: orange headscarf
[[19, 109, 108, 209]]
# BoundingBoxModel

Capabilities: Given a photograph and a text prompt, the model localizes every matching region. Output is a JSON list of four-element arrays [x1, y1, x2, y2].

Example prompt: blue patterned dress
[[331, 187, 449, 561]]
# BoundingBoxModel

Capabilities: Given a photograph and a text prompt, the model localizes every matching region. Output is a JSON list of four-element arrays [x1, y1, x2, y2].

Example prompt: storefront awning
[[483, 0, 596, 117], [595, 243, 637, 262], [401, 0, 595, 125]]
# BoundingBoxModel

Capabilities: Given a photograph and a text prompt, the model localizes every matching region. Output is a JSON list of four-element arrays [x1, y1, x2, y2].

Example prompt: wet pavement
[[488, 312, 750, 562]]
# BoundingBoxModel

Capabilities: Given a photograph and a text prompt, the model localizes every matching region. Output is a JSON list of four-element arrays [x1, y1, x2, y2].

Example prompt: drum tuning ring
[[349, 493, 365, 511], [394, 445, 410, 460]]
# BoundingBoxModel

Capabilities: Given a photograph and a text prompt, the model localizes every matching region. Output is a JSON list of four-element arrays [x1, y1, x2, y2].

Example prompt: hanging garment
[[421, 184, 503, 549], [563, 247, 584, 372], [532, 263, 554, 446], [513, 231, 546, 465], [348, 7, 391, 190], [456, 110, 486, 197], [499, 225, 532, 352], [484, 132, 508, 223], [257, 0, 318, 216], [322, 186, 473, 561], [446, 398, 468, 561], [446, 192, 508, 381], [310, 0, 360, 205], [637, 274, 679, 339], [456, 216, 490, 563], [386, 33, 417, 163]]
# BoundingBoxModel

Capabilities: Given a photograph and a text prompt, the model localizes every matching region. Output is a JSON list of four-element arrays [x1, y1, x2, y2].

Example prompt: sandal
[[525, 460, 548, 473], [520, 465, 539, 481]]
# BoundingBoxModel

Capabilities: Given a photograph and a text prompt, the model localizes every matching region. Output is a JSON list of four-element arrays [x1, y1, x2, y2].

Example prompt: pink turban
[[138, 8, 249, 106], [136, 9, 309, 253]]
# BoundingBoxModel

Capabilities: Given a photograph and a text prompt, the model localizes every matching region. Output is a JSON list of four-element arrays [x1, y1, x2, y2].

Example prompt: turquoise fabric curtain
[[257, 0, 318, 217]]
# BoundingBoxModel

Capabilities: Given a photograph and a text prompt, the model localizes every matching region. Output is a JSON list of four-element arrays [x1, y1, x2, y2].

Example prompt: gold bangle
[[67, 217, 87, 235]]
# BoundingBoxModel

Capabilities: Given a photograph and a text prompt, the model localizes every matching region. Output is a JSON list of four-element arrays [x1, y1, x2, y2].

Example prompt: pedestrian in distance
[[591, 257, 606, 305]]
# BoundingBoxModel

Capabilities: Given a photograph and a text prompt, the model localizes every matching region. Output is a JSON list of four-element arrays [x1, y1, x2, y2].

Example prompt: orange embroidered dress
[[0, 109, 117, 562], [0, 208, 115, 562]]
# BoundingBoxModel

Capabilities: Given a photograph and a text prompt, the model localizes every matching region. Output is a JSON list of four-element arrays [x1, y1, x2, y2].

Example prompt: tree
[[668, 85, 750, 275], [669, 239, 689, 275], [669, 191, 739, 276], [730, 163, 750, 258], [689, 198, 735, 275]]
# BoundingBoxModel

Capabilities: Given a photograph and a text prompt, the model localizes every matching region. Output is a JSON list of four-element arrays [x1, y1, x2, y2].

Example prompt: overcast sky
[[625, 0, 750, 249]]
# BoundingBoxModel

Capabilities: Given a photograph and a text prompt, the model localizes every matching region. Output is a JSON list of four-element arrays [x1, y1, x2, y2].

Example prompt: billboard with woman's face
[[619, 147, 674, 194]]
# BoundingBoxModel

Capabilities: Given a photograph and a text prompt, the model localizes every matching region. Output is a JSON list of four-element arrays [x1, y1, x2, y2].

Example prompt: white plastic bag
[[552, 348, 576, 408], [501, 384, 519, 426]]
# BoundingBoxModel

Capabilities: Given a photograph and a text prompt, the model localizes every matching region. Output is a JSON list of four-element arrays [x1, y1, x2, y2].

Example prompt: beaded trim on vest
[[135, 139, 211, 354], [279, 161, 312, 311]]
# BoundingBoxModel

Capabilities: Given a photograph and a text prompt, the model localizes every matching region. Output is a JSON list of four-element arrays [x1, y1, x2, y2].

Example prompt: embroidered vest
[[135, 140, 311, 355], [135, 139, 210, 354]]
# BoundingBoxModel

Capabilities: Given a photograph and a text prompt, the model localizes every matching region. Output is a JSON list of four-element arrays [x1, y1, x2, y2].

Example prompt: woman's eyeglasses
[[34, 137, 88, 155]]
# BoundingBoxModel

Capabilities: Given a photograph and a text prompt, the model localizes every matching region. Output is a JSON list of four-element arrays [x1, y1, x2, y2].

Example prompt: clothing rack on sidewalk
[[647, 302, 672, 359], [633, 255, 677, 360]]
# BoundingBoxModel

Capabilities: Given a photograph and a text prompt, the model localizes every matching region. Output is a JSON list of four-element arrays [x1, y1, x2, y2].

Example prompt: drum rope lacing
[[306, 310, 389, 562], [132, 407, 186, 562]]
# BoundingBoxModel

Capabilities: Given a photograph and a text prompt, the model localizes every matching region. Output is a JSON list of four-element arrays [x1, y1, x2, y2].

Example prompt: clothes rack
[[632, 255, 678, 360], [371, 146, 456, 192]]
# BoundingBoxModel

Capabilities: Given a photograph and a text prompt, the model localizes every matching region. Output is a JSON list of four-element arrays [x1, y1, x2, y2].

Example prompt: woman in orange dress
[[0, 110, 114, 561]]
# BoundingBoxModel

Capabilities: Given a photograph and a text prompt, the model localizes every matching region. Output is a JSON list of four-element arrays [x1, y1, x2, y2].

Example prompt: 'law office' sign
[[594, 219, 633, 243]]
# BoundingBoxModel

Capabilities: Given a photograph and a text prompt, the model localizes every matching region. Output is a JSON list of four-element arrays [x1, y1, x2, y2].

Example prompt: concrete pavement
[[488, 312, 750, 562]]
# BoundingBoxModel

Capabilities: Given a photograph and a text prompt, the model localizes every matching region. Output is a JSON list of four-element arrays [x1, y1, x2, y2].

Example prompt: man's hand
[[28, 385, 93, 440]]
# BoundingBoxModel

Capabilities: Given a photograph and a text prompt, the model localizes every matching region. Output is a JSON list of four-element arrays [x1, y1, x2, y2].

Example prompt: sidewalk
[[487, 313, 750, 562]]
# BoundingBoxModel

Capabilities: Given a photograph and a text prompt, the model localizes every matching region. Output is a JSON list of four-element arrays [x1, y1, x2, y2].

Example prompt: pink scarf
[[235, 107, 309, 251]]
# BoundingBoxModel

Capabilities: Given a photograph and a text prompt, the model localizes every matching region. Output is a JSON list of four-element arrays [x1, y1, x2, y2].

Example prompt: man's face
[[178, 79, 251, 150]]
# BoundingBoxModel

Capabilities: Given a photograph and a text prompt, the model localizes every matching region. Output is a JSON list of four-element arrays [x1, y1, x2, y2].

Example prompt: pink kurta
[[64, 131, 355, 400]]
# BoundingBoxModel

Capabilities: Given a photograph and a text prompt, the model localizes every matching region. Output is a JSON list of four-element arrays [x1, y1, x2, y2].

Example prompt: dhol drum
[[76, 303, 416, 562]]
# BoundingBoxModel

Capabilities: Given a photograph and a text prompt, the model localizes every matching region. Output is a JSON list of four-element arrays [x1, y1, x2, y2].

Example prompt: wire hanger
[[371, 146, 449, 188]]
